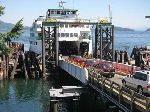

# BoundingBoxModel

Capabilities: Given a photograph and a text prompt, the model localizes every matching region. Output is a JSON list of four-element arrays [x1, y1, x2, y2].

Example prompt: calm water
[[0, 30, 150, 112], [0, 79, 51, 112], [115, 31, 150, 55], [0, 72, 102, 112]]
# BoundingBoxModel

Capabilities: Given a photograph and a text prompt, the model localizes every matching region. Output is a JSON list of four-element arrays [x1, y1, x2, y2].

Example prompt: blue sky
[[0, 0, 150, 30]]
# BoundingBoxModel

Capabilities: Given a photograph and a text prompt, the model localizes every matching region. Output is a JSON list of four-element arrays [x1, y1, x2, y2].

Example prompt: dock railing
[[88, 67, 150, 112]]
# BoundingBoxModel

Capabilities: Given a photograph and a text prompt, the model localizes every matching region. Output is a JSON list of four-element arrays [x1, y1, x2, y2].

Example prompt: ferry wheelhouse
[[29, 6, 93, 57]]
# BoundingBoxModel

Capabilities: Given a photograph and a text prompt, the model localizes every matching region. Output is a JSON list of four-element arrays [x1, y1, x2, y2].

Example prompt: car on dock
[[122, 70, 150, 94], [69, 55, 84, 63], [84, 59, 101, 67], [93, 62, 115, 78]]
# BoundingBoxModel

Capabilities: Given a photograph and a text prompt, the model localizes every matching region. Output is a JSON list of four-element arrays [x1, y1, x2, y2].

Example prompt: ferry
[[29, 2, 93, 57]]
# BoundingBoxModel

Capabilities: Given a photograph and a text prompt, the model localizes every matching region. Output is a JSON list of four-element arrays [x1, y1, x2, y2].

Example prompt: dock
[[1, 18, 150, 112], [59, 57, 150, 112]]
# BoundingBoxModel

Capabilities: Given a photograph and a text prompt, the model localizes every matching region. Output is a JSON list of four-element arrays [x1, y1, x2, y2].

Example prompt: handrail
[[88, 67, 150, 112]]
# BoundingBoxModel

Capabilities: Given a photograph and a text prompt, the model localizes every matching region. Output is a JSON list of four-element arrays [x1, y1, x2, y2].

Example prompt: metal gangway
[[59, 58, 150, 112]]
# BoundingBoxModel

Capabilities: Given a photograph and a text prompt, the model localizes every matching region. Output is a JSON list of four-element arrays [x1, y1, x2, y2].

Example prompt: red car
[[93, 62, 115, 78], [84, 59, 100, 67], [69, 55, 84, 63]]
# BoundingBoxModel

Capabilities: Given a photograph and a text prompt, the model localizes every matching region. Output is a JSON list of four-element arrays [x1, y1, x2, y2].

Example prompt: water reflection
[[0, 79, 52, 112]]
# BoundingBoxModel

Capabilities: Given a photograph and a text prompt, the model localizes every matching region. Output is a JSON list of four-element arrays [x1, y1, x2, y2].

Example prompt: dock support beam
[[42, 23, 59, 75], [95, 24, 114, 61], [54, 25, 59, 67], [42, 25, 46, 78]]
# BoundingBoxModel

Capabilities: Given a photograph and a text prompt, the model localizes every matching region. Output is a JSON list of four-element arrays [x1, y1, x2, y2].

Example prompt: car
[[93, 62, 115, 78], [84, 59, 100, 67], [122, 70, 150, 94], [69, 55, 83, 62]]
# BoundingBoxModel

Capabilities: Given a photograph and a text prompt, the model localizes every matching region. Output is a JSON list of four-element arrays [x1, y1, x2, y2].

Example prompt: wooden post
[[118, 85, 123, 103], [130, 90, 135, 111], [50, 100, 58, 112], [3, 55, 6, 79], [0, 62, 2, 80], [109, 81, 113, 96], [22, 52, 28, 79], [10, 53, 19, 79], [146, 98, 150, 112], [5, 55, 9, 78]]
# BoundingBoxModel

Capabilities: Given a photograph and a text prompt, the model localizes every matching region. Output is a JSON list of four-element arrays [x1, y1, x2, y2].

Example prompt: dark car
[[93, 62, 115, 78]]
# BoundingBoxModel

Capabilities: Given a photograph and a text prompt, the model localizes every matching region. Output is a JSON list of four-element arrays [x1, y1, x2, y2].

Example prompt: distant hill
[[114, 26, 134, 31], [0, 20, 30, 32], [0, 20, 135, 32], [0, 20, 14, 31], [146, 28, 150, 32]]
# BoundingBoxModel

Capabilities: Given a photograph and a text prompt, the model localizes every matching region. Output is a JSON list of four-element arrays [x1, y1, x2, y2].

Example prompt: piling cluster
[[114, 50, 128, 64], [0, 42, 43, 80]]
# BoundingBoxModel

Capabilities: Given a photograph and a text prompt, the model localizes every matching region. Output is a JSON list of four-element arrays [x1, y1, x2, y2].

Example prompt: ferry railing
[[88, 67, 150, 112]]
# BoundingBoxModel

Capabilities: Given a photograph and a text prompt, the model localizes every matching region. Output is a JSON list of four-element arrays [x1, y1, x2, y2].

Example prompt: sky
[[0, 0, 150, 30]]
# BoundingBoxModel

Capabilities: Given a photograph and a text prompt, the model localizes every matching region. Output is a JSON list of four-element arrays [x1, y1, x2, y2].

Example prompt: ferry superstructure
[[29, 5, 93, 57]]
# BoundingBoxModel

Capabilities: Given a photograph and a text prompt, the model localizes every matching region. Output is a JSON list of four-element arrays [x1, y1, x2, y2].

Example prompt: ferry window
[[67, 11, 70, 14], [61, 33, 65, 37], [52, 33, 54, 37], [61, 11, 66, 15], [74, 33, 78, 37], [47, 11, 50, 16], [65, 24, 68, 28], [66, 33, 69, 37], [51, 10, 55, 14], [69, 24, 73, 28], [72, 11, 76, 14], [30, 33, 34, 37], [86, 25, 89, 28], [36, 42, 37, 45], [57, 11, 60, 14], [60, 24, 64, 28], [70, 33, 73, 37], [38, 33, 42, 37], [58, 33, 60, 37]]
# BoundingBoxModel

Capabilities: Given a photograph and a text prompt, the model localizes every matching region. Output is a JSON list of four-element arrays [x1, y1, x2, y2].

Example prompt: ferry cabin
[[29, 9, 93, 56]]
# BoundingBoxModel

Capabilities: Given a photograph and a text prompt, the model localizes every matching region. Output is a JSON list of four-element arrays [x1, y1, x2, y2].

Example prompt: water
[[0, 76, 111, 112], [0, 30, 150, 112], [0, 79, 51, 112], [115, 31, 150, 55]]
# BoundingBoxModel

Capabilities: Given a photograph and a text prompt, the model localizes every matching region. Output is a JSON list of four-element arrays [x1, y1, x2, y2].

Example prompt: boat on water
[[29, 2, 93, 57]]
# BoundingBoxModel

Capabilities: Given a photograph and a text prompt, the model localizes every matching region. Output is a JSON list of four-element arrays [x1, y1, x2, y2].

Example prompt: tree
[[0, 5, 5, 16], [0, 3, 24, 54]]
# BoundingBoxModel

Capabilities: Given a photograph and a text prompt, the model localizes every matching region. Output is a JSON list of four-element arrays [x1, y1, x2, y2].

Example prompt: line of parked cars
[[68, 55, 150, 95], [69, 55, 115, 78]]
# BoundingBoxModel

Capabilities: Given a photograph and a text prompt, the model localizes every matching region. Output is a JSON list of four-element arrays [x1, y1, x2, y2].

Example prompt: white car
[[122, 70, 150, 94]]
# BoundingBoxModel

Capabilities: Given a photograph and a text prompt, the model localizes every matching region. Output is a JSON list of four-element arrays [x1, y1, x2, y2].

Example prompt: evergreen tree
[[0, 3, 23, 54]]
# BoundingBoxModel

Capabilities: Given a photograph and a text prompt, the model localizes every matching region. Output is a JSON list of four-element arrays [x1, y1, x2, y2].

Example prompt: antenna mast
[[59, 1, 66, 9], [73, 0, 75, 9], [109, 5, 112, 23]]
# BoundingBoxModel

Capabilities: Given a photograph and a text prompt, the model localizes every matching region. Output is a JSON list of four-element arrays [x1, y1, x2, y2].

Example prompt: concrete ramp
[[59, 60, 88, 84]]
